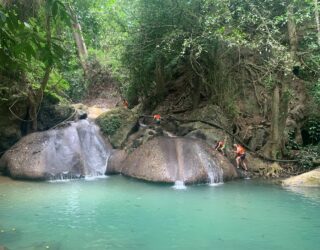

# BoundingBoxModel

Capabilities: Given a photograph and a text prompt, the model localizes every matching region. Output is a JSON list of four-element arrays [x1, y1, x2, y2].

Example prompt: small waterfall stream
[[45, 120, 111, 180], [195, 144, 224, 185], [173, 139, 187, 189]]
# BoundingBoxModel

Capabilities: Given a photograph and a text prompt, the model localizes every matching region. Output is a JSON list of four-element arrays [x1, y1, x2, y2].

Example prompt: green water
[[0, 176, 319, 250]]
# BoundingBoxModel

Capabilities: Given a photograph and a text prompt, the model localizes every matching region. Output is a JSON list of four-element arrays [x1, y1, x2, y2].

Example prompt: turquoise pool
[[0, 176, 319, 250]]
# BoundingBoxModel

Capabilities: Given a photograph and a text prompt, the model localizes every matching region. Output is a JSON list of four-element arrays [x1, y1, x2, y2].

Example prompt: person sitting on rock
[[153, 114, 161, 124], [214, 139, 226, 156], [233, 143, 248, 171]]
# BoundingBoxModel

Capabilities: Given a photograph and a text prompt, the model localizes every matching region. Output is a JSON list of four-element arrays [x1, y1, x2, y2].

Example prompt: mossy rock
[[96, 108, 139, 148]]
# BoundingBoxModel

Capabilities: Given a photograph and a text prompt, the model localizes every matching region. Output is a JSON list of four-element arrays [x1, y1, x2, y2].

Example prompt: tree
[[67, 3, 88, 75], [0, 0, 70, 131]]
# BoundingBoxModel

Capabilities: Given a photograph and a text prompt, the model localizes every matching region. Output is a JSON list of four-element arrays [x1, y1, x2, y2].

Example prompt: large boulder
[[37, 102, 75, 131], [96, 107, 139, 148], [112, 137, 238, 184], [106, 150, 127, 175], [282, 168, 320, 187], [0, 120, 111, 180]]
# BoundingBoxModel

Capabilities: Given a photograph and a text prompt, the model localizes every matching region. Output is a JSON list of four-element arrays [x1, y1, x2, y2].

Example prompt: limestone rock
[[118, 137, 238, 184], [0, 120, 111, 180], [282, 168, 320, 187], [106, 150, 127, 175]]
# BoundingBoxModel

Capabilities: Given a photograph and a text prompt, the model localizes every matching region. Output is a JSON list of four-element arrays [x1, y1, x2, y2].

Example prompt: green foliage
[[286, 130, 300, 150], [297, 145, 320, 170], [0, 1, 72, 106], [97, 115, 121, 136], [312, 79, 320, 105], [304, 117, 320, 145]]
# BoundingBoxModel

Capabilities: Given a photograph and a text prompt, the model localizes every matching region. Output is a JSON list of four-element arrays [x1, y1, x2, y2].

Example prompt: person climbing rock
[[153, 114, 161, 124], [233, 144, 248, 170], [123, 99, 129, 108], [214, 139, 226, 156]]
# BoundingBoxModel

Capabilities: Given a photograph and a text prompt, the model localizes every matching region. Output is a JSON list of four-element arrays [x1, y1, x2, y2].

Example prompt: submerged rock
[[282, 168, 320, 187], [0, 120, 111, 180], [111, 137, 238, 184]]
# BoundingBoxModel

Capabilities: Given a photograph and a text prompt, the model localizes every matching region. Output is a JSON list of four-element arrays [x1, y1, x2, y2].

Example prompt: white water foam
[[84, 175, 109, 181], [209, 182, 224, 187], [172, 180, 187, 190]]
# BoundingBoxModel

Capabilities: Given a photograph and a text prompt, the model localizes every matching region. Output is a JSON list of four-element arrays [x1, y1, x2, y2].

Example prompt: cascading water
[[173, 180, 187, 190], [44, 119, 111, 180], [207, 160, 224, 186], [195, 144, 224, 185], [173, 139, 187, 189]]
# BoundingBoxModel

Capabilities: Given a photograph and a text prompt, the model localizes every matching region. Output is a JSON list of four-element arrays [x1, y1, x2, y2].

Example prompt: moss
[[97, 114, 121, 135], [96, 107, 139, 148]]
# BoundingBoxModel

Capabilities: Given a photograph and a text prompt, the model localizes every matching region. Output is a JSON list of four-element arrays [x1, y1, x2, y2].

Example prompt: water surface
[[0, 176, 319, 250]]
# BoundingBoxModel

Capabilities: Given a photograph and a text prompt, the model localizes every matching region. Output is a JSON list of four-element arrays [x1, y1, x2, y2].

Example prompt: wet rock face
[[111, 137, 238, 184], [282, 168, 320, 187], [0, 120, 111, 180]]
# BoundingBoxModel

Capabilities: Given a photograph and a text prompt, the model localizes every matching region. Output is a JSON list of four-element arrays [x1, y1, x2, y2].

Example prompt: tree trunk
[[287, 4, 298, 60], [262, 83, 280, 158], [315, 0, 320, 46], [262, 5, 297, 158], [68, 4, 88, 75]]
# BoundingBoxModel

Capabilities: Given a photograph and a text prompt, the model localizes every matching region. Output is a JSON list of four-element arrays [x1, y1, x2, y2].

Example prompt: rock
[[244, 154, 283, 178], [118, 137, 238, 184], [37, 103, 75, 131], [0, 246, 9, 250], [0, 104, 23, 159], [106, 150, 127, 175], [248, 127, 267, 151], [282, 168, 320, 187], [96, 107, 139, 148], [183, 122, 226, 142], [0, 120, 111, 180], [176, 104, 231, 131]]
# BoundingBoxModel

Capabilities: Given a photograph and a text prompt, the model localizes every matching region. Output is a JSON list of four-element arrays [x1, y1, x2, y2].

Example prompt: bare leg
[[241, 160, 248, 171], [236, 157, 240, 168]]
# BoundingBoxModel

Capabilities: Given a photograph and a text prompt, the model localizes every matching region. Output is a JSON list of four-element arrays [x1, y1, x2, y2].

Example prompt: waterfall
[[195, 144, 224, 185], [173, 139, 186, 189], [44, 120, 111, 180], [207, 160, 224, 186], [173, 180, 187, 190]]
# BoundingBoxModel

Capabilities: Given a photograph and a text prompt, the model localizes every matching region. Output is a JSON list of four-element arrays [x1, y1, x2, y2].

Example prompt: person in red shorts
[[233, 144, 248, 170]]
